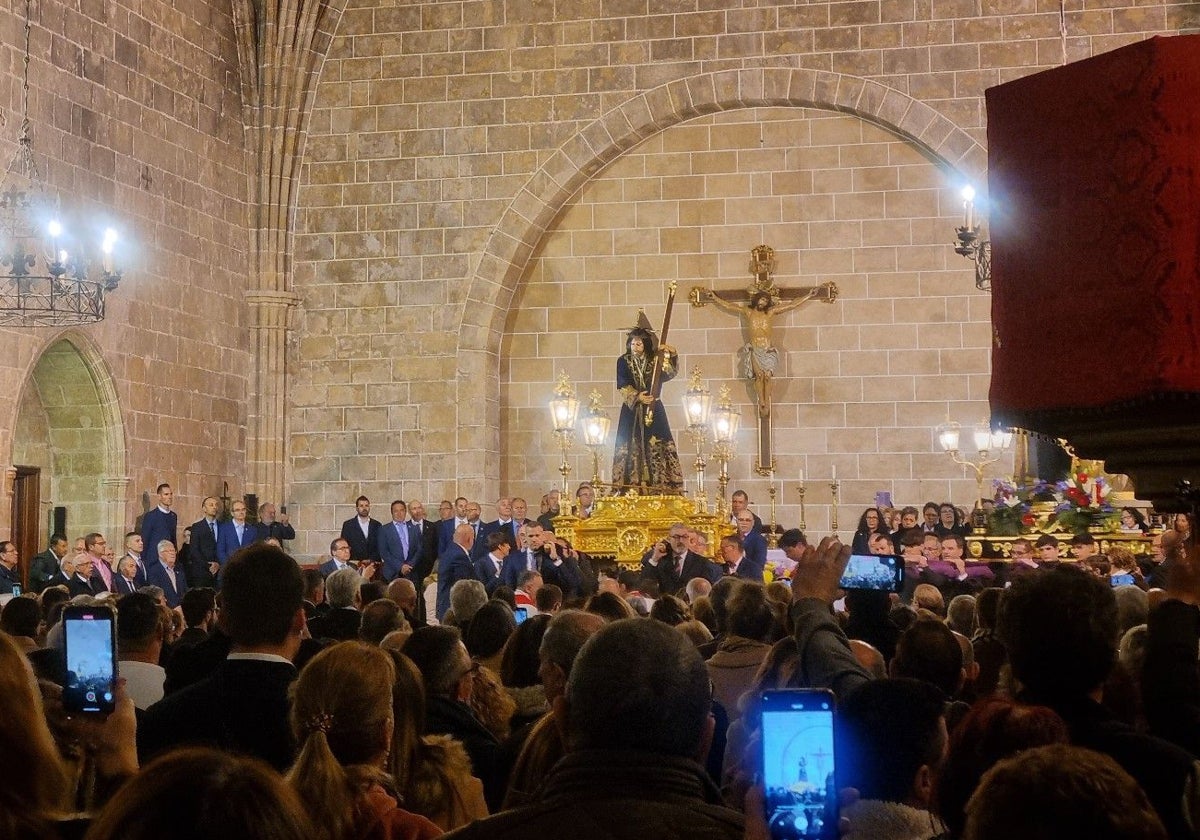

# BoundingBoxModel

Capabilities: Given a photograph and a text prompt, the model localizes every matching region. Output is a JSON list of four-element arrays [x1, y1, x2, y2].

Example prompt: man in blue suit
[[734, 510, 767, 581], [435, 523, 475, 620], [474, 532, 511, 596], [378, 500, 422, 582], [141, 482, 178, 569], [719, 533, 764, 581], [319, 538, 355, 577], [147, 541, 189, 608], [217, 500, 258, 578]]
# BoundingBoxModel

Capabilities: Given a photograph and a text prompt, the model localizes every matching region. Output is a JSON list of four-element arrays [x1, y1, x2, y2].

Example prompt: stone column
[[246, 290, 301, 505]]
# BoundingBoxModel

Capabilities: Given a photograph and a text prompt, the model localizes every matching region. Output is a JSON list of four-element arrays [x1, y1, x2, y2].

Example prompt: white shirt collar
[[227, 652, 292, 665]]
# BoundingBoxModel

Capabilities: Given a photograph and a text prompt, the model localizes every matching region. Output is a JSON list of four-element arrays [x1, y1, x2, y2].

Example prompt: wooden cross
[[690, 245, 838, 475]]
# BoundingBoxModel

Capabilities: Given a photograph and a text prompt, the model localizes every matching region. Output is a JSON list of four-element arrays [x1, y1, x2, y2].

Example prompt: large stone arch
[[11, 332, 128, 542], [458, 67, 987, 481]]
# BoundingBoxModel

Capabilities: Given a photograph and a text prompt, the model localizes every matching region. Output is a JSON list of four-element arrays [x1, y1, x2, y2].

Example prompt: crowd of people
[[3, 482, 1199, 840]]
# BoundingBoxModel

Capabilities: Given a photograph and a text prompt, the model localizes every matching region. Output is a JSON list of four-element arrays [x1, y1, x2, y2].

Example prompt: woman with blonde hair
[[387, 650, 488, 831], [287, 642, 440, 840]]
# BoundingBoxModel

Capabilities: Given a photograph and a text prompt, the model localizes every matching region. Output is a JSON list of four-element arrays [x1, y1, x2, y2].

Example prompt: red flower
[[1021, 513, 1035, 525], [1077, 473, 1088, 483]]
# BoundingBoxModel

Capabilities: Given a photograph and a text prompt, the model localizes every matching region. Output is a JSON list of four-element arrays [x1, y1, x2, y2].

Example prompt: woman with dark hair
[[611, 325, 684, 493], [649, 593, 691, 626], [1119, 507, 1149, 534], [498, 613, 551, 730], [936, 501, 972, 538], [851, 506, 890, 554]]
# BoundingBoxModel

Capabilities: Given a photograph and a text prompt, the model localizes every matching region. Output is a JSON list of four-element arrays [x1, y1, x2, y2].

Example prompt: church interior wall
[[288, 0, 1195, 556], [0, 0, 252, 540]]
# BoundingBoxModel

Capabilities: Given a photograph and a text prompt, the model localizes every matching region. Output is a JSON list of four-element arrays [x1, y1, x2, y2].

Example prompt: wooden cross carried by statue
[[690, 245, 838, 474]]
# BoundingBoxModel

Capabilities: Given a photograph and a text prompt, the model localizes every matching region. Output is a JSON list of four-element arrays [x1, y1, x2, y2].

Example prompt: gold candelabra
[[795, 472, 807, 532], [937, 420, 1014, 528], [767, 481, 779, 549], [830, 473, 840, 536]]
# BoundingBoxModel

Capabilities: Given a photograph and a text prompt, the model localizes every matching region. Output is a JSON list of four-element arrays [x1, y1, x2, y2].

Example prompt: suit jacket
[[29, 549, 62, 593], [738, 530, 768, 582], [0, 563, 19, 594], [474, 552, 508, 596], [147, 563, 188, 608], [48, 571, 104, 598], [411, 519, 438, 582], [186, 518, 219, 588], [340, 516, 382, 563], [318, 558, 353, 578], [307, 607, 362, 643], [138, 658, 297, 772], [378, 519, 422, 582], [436, 543, 475, 620], [541, 555, 584, 599], [643, 550, 717, 595], [113, 575, 139, 596], [141, 507, 178, 568], [479, 519, 520, 554], [216, 520, 258, 566], [501, 547, 545, 591]]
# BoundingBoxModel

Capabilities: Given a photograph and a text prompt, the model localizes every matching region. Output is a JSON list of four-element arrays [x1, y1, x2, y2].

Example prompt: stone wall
[[0, 0, 251, 542], [283, 0, 1197, 555]]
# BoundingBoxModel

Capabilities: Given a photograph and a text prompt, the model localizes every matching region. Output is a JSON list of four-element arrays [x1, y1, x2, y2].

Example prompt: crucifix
[[690, 245, 839, 475]]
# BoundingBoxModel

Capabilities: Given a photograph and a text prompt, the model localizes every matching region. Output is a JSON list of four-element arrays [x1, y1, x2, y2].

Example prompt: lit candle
[[798, 469, 804, 486], [831, 464, 837, 481]]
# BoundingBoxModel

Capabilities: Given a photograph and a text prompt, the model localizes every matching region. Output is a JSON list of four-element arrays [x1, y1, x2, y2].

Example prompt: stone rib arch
[[11, 331, 128, 539], [458, 67, 987, 482]]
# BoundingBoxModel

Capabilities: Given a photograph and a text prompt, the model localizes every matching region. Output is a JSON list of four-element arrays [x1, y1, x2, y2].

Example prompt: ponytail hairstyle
[[287, 642, 396, 840]]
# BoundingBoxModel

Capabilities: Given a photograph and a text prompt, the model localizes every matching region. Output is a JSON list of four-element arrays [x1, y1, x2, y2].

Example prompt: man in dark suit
[[216, 500, 257, 577], [186, 496, 221, 588], [437, 496, 471, 557], [318, 538, 355, 577], [147, 541, 189, 608], [734, 510, 768, 581], [478, 498, 519, 554], [474, 532, 510, 596], [501, 523, 545, 591], [407, 500, 438, 622], [47, 552, 104, 598], [339, 495, 381, 564], [113, 556, 140, 595], [138, 543, 304, 772], [0, 541, 20, 594], [254, 502, 296, 543], [122, 532, 149, 587], [28, 533, 68, 593], [141, 482, 178, 569], [435, 523, 476, 620], [540, 534, 585, 600], [730, 490, 764, 534], [641, 523, 717, 595], [307, 566, 363, 642], [379, 500, 422, 582]]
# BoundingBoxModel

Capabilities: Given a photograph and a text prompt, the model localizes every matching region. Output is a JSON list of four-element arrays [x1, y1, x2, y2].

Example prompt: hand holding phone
[[62, 604, 118, 714], [761, 689, 838, 840]]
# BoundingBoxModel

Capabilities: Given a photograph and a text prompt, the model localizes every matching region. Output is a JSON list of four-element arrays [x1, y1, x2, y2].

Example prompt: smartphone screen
[[11, 583, 21, 596], [1111, 573, 1136, 586], [838, 553, 903, 592], [514, 606, 528, 624], [63, 605, 118, 714], [761, 689, 838, 840]]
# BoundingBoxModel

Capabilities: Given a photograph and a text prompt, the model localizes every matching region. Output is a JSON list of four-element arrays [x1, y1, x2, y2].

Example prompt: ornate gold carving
[[559, 493, 734, 565]]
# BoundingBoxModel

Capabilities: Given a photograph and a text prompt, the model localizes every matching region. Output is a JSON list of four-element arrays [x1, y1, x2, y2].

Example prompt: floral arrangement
[[987, 479, 1033, 536], [1053, 472, 1114, 534]]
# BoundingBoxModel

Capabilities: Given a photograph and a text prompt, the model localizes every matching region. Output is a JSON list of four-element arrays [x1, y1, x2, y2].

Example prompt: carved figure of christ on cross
[[690, 245, 839, 472]]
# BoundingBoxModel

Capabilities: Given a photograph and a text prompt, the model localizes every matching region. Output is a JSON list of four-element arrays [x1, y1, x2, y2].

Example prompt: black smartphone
[[62, 604, 118, 714], [838, 553, 904, 592], [514, 606, 528, 624], [761, 688, 838, 840]]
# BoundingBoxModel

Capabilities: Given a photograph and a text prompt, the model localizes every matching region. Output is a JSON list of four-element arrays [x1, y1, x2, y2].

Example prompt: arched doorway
[[11, 335, 126, 571]]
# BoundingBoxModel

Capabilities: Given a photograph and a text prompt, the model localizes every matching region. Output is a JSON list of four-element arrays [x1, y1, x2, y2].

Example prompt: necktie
[[236, 524, 243, 542], [398, 523, 408, 556], [676, 555, 684, 576], [210, 521, 217, 541], [527, 550, 535, 571]]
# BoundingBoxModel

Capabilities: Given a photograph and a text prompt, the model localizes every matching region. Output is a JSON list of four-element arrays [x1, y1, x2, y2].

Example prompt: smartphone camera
[[62, 604, 118, 714], [761, 689, 838, 840]]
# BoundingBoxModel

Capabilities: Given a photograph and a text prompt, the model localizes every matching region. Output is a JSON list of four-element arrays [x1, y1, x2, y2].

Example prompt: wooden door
[[11, 466, 40, 588]]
